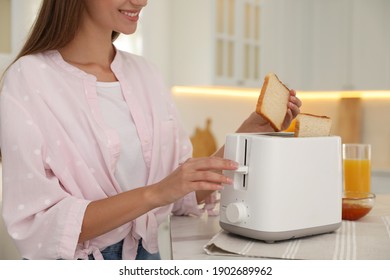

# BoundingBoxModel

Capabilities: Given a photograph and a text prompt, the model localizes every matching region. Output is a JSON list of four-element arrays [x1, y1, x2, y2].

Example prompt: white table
[[170, 194, 390, 260]]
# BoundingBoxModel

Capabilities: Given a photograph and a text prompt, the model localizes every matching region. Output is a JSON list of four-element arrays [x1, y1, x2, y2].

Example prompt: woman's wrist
[[143, 183, 166, 208]]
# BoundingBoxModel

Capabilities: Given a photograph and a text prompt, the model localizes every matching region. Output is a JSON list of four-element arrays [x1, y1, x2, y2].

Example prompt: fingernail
[[226, 177, 233, 184]]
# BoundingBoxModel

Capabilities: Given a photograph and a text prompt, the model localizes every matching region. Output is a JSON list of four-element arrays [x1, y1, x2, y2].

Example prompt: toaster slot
[[223, 134, 249, 191], [243, 139, 248, 188]]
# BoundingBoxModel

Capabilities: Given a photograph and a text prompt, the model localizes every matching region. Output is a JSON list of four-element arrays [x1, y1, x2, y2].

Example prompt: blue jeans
[[88, 239, 161, 260]]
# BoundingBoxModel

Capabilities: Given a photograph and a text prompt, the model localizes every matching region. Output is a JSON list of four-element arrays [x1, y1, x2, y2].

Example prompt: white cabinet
[[214, 0, 262, 86], [259, 0, 319, 90], [171, 0, 390, 90], [309, 0, 390, 90], [260, 0, 390, 91], [349, 0, 390, 90], [171, 0, 262, 87], [304, 0, 351, 91]]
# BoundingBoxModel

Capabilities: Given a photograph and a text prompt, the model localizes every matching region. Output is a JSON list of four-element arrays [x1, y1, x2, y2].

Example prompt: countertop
[[170, 194, 390, 260]]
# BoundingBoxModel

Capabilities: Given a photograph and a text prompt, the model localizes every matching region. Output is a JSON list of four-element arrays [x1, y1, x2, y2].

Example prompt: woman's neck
[[59, 31, 118, 82]]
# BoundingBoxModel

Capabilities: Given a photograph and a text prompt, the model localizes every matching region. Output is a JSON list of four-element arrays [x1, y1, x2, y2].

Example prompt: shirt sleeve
[[171, 192, 203, 216], [0, 68, 90, 259]]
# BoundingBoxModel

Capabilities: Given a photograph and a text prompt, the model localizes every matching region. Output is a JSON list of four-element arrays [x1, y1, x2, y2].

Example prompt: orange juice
[[343, 159, 371, 193], [284, 119, 296, 132]]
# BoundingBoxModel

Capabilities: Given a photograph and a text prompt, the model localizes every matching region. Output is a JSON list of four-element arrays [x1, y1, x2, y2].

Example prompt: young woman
[[0, 0, 301, 260]]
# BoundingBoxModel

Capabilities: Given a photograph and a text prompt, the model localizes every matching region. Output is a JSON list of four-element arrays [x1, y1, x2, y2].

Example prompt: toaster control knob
[[226, 203, 247, 223]]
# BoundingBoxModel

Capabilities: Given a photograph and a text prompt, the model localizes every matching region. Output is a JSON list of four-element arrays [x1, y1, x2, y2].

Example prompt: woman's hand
[[281, 89, 301, 131], [236, 89, 301, 133], [150, 157, 238, 206], [80, 157, 237, 242]]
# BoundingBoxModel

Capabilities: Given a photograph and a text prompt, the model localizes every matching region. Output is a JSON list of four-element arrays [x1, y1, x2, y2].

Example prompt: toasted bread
[[256, 73, 290, 131], [294, 113, 332, 137]]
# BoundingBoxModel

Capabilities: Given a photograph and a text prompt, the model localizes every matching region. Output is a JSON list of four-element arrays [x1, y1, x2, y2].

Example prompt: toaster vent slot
[[243, 139, 248, 188]]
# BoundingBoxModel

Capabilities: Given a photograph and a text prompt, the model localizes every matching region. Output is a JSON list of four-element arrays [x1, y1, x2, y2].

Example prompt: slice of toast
[[294, 113, 332, 137], [256, 73, 290, 131]]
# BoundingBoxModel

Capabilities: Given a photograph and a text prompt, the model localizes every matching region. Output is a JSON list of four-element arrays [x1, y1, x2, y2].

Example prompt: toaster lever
[[235, 166, 248, 175]]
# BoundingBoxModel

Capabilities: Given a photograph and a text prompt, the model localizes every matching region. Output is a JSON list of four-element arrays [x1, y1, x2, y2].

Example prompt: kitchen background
[[1, 0, 390, 259]]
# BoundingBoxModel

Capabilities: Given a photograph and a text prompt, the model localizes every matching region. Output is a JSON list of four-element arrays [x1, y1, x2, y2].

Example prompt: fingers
[[180, 157, 237, 190], [288, 89, 302, 117], [190, 174, 233, 192], [280, 89, 302, 130], [183, 157, 238, 172], [190, 181, 227, 191], [190, 170, 233, 185], [289, 89, 302, 107], [288, 102, 300, 118]]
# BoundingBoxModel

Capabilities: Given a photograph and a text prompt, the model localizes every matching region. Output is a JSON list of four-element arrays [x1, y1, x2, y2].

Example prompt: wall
[[0, 0, 11, 53], [0, 0, 42, 74], [139, 0, 173, 85]]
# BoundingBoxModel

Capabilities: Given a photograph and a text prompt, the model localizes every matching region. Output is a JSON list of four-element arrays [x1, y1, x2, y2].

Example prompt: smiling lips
[[120, 10, 140, 21]]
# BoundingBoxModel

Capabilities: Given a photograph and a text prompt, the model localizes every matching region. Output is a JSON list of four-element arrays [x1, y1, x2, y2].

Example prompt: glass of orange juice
[[342, 144, 371, 196]]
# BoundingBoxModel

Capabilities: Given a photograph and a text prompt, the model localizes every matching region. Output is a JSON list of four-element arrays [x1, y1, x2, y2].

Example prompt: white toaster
[[219, 132, 342, 242]]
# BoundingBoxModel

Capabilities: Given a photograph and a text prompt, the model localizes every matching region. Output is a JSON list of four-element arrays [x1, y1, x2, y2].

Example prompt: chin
[[127, 22, 139, 33], [122, 31, 137, 35], [120, 27, 138, 35]]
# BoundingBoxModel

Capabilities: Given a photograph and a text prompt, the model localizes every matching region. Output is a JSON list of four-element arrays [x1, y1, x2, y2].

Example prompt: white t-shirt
[[96, 81, 148, 191]]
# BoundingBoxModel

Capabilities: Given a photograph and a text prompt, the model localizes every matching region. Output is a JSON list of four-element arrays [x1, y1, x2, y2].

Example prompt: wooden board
[[337, 97, 362, 143], [190, 118, 217, 157]]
